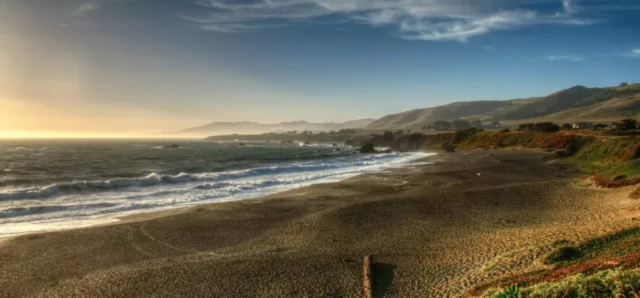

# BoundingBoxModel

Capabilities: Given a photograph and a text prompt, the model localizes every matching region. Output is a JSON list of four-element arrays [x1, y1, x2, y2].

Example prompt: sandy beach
[[1, 150, 638, 297]]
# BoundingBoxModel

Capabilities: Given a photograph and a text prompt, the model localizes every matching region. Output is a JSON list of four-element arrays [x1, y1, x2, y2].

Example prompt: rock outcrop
[[359, 143, 377, 154]]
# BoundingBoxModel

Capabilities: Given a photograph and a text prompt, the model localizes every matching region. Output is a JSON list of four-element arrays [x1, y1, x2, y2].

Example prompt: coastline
[[0, 151, 432, 238], [1, 149, 638, 297]]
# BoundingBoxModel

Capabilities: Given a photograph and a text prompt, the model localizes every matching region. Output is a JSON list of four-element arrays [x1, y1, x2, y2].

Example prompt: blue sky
[[1, 0, 639, 135]]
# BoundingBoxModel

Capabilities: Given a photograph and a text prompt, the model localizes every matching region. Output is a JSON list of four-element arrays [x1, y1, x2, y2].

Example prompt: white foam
[[0, 217, 120, 238], [0, 152, 434, 236]]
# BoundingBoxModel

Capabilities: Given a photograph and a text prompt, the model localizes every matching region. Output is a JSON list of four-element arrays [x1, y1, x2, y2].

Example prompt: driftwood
[[363, 255, 374, 298]]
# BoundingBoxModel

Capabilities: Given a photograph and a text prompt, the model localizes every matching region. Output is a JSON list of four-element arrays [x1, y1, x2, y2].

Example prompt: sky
[[0, 0, 639, 137]]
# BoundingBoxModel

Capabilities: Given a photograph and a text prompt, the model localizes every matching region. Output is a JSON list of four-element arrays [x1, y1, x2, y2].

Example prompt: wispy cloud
[[546, 54, 585, 61], [184, 0, 598, 41], [483, 45, 495, 52], [201, 23, 285, 33], [72, 1, 99, 17], [621, 48, 640, 58], [562, 0, 582, 14]]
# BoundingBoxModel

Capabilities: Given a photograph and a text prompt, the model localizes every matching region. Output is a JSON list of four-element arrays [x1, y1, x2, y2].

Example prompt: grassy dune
[[477, 227, 640, 297], [481, 268, 640, 298], [416, 129, 640, 183]]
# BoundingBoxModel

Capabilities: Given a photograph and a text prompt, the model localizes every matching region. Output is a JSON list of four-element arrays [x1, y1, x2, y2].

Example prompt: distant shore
[[1, 149, 638, 297]]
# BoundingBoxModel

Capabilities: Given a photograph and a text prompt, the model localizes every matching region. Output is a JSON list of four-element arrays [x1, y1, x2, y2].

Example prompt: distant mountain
[[177, 119, 376, 136], [367, 84, 640, 130]]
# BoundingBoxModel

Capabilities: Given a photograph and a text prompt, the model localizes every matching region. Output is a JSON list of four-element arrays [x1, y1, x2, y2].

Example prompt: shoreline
[[1, 149, 638, 297], [0, 151, 434, 239]]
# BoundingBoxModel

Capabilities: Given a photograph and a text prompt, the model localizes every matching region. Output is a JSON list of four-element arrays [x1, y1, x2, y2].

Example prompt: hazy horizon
[[2, 0, 640, 138]]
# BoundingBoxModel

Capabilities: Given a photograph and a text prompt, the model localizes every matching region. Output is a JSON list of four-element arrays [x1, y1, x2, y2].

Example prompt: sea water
[[0, 139, 429, 236]]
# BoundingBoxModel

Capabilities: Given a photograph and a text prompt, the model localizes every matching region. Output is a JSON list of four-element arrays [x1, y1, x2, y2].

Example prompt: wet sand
[[1, 150, 638, 297]]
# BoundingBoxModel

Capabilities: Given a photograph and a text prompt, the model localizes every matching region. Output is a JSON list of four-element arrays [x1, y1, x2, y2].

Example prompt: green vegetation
[[543, 228, 640, 270], [571, 137, 639, 164], [476, 228, 640, 297], [491, 284, 521, 298], [596, 159, 640, 179], [430, 129, 639, 182], [517, 122, 560, 132], [568, 137, 640, 184], [455, 130, 590, 151], [567, 228, 640, 263], [482, 268, 640, 298]]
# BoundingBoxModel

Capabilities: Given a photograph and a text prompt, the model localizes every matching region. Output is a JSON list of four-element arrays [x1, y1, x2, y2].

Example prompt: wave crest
[[0, 152, 417, 202]]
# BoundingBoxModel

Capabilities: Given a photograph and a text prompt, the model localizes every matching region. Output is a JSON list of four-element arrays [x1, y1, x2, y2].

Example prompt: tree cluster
[[517, 122, 560, 133]]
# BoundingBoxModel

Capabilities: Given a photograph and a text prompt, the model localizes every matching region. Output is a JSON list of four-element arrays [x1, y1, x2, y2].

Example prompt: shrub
[[518, 122, 560, 133], [619, 118, 638, 131], [452, 128, 482, 144], [545, 246, 582, 264], [494, 284, 521, 298]]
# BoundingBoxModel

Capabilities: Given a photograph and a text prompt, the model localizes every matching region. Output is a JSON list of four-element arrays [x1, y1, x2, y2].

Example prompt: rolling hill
[[511, 84, 640, 124], [176, 119, 376, 136], [368, 84, 640, 130]]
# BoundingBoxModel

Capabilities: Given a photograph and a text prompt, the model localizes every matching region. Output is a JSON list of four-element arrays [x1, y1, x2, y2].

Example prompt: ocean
[[0, 139, 428, 236]]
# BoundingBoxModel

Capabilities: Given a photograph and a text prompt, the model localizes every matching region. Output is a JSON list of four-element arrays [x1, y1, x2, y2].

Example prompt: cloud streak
[[72, 1, 99, 16], [547, 54, 585, 61], [621, 48, 640, 58], [201, 22, 285, 32], [185, 0, 597, 41]]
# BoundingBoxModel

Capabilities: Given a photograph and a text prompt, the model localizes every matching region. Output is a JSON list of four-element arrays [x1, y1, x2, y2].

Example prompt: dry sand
[[1, 150, 638, 297]]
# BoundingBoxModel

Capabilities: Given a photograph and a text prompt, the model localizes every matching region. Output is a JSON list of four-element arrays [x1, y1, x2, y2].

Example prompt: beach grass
[[477, 227, 640, 297], [482, 268, 640, 298]]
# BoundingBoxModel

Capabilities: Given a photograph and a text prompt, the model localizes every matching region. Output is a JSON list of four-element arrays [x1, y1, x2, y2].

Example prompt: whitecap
[[0, 152, 435, 235]]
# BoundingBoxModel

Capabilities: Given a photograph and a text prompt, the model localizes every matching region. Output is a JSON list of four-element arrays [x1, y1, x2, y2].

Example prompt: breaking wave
[[0, 151, 432, 235], [0, 153, 418, 201]]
